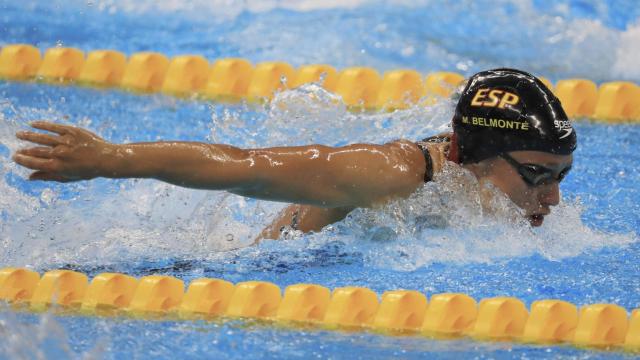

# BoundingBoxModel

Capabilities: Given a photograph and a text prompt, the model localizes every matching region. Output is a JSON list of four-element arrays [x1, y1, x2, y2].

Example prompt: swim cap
[[452, 68, 577, 164]]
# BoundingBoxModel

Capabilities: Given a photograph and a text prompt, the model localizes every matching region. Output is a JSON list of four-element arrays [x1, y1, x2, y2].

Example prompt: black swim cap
[[452, 68, 577, 164]]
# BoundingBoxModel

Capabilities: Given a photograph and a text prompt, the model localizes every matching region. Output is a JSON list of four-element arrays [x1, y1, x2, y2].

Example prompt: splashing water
[[4, 0, 640, 81], [0, 80, 637, 271], [255, 160, 635, 272]]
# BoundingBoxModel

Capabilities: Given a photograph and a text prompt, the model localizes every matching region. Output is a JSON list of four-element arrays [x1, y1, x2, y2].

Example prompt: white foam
[[82, 0, 368, 21], [613, 21, 640, 80], [0, 307, 107, 358], [31, 0, 640, 81]]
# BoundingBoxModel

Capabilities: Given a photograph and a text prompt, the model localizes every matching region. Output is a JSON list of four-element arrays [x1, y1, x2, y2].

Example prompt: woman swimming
[[12, 68, 576, 240]]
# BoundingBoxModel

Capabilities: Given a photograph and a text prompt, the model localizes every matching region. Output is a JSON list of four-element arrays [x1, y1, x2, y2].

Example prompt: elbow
[[187, 145, 255, 189]]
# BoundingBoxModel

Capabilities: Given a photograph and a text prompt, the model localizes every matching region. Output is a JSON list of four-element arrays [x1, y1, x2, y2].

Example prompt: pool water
[[1, 0, 640, 358]]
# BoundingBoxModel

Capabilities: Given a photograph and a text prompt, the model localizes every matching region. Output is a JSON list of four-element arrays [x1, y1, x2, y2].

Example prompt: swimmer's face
[[472, 151, 573, 227]]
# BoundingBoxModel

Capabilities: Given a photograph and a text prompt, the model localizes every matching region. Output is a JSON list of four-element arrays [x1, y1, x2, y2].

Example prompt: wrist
[[99, 143, 128, 178]]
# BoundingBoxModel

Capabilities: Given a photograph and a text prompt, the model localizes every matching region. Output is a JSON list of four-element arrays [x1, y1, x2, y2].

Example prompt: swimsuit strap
[[415, 134, 452, 182], [415, 142, 433, 182]]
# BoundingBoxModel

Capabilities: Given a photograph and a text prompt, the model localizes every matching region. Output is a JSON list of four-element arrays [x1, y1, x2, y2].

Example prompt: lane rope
[[0, 44, 638, 121], [0, 267, 639, 353]]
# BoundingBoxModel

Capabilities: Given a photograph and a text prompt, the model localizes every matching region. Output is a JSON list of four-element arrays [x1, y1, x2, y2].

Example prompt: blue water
[[1, 0, 640, 359]]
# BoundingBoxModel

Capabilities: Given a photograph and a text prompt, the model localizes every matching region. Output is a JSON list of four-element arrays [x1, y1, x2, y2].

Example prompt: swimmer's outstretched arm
[[13, 121, 427, 208]]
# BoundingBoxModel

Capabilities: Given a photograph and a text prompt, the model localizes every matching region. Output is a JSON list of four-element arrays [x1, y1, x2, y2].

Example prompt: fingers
[[15, 121, 78, 147], [16, 131, 66, 147], [29, 171, 73, 183], [13, 152, 76, 182], [30, 121, 73, 135], [15, 146, 53, 159], [12, 153, 60, 173]]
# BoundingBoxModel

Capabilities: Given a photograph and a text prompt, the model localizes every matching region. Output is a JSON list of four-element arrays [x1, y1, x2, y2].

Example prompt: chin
[[528, 214, 544, 227]]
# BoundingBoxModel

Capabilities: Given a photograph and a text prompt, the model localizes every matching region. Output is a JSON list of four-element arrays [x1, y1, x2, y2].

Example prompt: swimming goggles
[[499, 152, 571, 186]]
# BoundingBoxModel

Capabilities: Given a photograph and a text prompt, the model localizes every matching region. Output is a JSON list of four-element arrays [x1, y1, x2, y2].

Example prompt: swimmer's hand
[[13, 121, 114, 182]]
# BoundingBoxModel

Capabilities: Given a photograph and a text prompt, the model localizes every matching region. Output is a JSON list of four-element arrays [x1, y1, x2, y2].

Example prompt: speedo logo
[[554, 119, 574, 139], [470, 88, 520, 109]]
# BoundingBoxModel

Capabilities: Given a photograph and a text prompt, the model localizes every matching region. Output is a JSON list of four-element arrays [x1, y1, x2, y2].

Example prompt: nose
[[539, 182, 560, 207]]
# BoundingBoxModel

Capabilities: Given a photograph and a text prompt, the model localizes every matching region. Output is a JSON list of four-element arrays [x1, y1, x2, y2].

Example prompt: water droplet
[[279, 75, 288, 87], [401, 46, 415, 57]]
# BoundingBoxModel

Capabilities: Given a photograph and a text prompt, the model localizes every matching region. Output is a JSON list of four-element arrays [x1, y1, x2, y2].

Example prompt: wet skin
[[13, 121, 571, 241]]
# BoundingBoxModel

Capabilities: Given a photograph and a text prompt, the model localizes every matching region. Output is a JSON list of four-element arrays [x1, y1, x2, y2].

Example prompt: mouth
[[528, 214, 545, 227]]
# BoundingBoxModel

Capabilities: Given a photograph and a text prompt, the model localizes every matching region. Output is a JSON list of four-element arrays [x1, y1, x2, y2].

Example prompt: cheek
[[512, 184, 538, 209], [487, 174, 536, 209]]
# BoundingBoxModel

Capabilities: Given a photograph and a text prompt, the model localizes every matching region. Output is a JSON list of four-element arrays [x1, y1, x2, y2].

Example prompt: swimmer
[[12, 68, 576, 240]]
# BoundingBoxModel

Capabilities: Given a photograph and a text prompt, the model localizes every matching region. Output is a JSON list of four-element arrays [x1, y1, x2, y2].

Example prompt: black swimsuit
[[415, 134, 451, 182]]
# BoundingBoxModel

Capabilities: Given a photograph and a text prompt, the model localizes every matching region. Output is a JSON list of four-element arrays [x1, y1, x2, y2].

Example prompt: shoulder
[[374, 139, 429, 182], [383, 139, 427, 163], [409, 133, 454, 178], [418, 134, 453, 175], [415, 133, 452, 147]]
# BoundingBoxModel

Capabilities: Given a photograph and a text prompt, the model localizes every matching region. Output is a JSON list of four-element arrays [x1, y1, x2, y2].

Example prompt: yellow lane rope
[[0, 267, 639, 353], [0, 44, 638, 121]]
